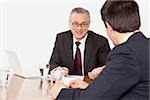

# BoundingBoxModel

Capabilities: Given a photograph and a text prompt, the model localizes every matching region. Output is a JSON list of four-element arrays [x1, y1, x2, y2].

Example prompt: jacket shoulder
[[57, 30, 72, 36], [56, 30, 72, 42]]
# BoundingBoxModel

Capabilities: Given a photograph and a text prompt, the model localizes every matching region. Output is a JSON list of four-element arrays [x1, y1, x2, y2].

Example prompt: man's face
[[69, 13, 90, 41]]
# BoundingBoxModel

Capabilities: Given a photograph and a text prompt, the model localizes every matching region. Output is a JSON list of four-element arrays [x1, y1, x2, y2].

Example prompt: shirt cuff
[[56, 86, 66, 96]]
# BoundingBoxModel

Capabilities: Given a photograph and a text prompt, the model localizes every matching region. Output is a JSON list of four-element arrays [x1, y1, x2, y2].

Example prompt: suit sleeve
[[56, 46, 140, 100], [49, 34, 61, 70]]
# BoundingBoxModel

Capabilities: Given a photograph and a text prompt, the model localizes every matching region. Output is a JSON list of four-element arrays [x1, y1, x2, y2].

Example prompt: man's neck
[[113, 30, 139, 46]]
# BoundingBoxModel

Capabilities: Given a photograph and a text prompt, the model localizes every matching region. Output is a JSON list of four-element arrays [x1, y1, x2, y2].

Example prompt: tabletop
[[0, 75, 53, 100], [0, 74, 92, 100]]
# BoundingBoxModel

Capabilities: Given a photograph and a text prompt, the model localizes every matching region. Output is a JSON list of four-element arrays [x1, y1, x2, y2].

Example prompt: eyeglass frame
[[71, 22, 89, 28]]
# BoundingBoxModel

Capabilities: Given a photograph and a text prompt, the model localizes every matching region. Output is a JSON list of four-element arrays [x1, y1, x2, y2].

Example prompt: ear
[[106, 22, 113, 34]]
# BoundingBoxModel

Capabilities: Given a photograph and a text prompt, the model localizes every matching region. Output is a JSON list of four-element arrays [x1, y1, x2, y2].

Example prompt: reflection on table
[[0, 75, 53, 100], [0, 74, 92, 100]]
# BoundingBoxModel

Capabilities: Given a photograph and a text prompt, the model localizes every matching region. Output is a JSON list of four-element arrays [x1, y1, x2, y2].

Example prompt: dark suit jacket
[[57, 32, 149, 100], [49, 30, 110, 75]]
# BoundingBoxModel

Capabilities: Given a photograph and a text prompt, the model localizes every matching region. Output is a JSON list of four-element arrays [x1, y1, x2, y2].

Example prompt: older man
[[49, 7, 110, 78]]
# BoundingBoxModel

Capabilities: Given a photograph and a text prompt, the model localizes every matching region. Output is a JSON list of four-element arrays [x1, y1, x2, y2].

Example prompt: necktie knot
[[75, 42, 81, 47]]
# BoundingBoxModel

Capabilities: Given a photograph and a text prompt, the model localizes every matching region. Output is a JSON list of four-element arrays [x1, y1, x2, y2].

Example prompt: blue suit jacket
[[49, 30, 110, 75], [57, 32, 149, 100]]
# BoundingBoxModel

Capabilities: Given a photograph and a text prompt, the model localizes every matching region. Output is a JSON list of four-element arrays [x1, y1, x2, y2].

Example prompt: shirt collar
[[73, 33, 88, 44], [120, 30, 140, 44]]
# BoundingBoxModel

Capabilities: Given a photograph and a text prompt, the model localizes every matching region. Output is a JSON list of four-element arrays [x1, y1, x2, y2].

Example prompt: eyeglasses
[[72, 22, 89, 28]]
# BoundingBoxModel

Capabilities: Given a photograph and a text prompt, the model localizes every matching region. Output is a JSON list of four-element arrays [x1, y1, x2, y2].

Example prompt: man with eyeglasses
[[49, 7, 110, 79]]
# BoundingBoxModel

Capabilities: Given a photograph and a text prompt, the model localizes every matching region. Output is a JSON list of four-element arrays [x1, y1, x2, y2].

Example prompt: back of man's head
[[101, 0, 140, 33]]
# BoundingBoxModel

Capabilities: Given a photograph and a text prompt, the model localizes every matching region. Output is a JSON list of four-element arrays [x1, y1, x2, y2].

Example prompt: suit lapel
[[84, 32, 93, 69]]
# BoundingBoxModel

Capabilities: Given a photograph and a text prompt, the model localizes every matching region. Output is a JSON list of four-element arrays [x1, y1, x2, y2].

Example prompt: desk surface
[[0, 75, 91, 100], [0, 75, 53, 100]]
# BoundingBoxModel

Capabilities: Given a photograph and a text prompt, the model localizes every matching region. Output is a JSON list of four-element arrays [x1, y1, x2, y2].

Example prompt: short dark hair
[[101, 0, 141, 33]]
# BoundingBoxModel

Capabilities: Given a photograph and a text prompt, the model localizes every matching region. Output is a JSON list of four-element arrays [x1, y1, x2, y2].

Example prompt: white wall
[[0, 0, 149, 72]]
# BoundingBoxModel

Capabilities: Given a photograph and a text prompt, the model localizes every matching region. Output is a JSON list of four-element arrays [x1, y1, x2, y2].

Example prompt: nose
[[76, 25, 82, 30]]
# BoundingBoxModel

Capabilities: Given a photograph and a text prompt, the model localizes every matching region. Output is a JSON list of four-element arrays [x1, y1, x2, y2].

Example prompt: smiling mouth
[[75, 30, 83, 34]]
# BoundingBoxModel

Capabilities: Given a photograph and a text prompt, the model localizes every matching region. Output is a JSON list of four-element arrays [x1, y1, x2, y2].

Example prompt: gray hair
[[69, 7, 90, 23]]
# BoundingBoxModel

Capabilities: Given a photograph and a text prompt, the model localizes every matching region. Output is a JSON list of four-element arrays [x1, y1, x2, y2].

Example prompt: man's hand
[[55, 66, 69, 76], [88, 65, 105, 80], [70, 80, 89, 89], [50, 82, 66, 99]]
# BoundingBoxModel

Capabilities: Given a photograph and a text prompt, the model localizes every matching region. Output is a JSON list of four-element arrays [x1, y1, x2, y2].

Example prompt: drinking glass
[[0, 69, 9, 87], [39, 64, 49, 79]]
